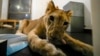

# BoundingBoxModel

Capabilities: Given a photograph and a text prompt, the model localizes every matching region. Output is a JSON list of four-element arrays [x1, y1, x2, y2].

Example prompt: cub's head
[[44, 1, 72, 45]]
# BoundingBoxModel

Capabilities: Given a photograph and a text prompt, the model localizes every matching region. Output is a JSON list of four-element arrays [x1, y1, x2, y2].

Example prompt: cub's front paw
[[56, 49, 66, 56], [43, 43, 66, 56]]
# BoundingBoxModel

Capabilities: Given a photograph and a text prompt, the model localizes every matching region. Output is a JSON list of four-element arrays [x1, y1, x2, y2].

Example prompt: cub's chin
[[49, 39, 66, 45]]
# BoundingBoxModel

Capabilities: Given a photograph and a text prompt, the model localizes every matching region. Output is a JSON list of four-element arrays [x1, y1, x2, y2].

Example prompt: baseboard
[[84, 29, 92, 33]]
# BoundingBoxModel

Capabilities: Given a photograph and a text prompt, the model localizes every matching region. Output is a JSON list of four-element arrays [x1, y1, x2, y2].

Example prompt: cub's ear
[[66, 10, 73, 17], [45, 0, 56, 13], [55, 6, 59, 9], [66, 10, 73, 21]]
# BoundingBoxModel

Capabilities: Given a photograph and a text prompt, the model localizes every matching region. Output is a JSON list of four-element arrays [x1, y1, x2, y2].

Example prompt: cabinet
[[63, 1, 84, 32]]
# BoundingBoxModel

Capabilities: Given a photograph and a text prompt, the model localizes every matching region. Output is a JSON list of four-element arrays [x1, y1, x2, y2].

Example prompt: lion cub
[[16, 0, 93, 56]]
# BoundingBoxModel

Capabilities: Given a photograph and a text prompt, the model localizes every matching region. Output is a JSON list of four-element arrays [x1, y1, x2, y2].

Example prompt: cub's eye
[[63, 22, 69, 25], [49, 16, 54, 21]]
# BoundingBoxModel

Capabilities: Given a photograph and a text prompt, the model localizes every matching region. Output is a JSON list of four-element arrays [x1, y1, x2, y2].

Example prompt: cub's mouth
[[48, 36, 66, 45]]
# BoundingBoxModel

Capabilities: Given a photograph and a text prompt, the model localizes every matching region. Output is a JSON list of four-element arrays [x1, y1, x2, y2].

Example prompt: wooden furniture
[[0, 40, 7, 56], [0, 19, 19, 29]]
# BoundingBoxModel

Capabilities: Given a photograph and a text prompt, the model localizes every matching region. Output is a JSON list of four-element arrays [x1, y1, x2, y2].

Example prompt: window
[[8, 0, 32, 20]]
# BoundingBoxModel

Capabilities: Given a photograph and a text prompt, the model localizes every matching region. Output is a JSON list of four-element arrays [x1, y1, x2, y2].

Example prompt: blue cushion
[[7, 41, 28, 56], [0, 34, 28, 56]]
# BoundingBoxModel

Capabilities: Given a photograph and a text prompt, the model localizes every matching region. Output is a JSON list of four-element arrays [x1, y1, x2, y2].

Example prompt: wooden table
[[0, 19, 19, 29]]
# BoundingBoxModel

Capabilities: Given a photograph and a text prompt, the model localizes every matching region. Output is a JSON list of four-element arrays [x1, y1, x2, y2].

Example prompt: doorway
[[0, 0, 2, 18]]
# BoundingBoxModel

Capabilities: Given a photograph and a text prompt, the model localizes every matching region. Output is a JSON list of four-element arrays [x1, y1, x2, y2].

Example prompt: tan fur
[[16, 1, 93, 56]]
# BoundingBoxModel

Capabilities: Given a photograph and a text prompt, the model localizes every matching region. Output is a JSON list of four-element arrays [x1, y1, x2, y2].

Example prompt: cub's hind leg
[[63, 33, 93, 56], [16, 19, 29, 34]]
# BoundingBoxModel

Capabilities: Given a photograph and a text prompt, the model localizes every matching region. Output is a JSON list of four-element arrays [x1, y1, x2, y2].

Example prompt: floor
[[0, 28, 93, 56], [68, 32, 93, 45]]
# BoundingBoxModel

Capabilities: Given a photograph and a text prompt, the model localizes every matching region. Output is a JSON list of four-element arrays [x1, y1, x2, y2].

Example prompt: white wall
[[1, 0, 9, 19], [91, 0, 100, 56], [31, 0, 92, 29], [31, 0, 50, 19]]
